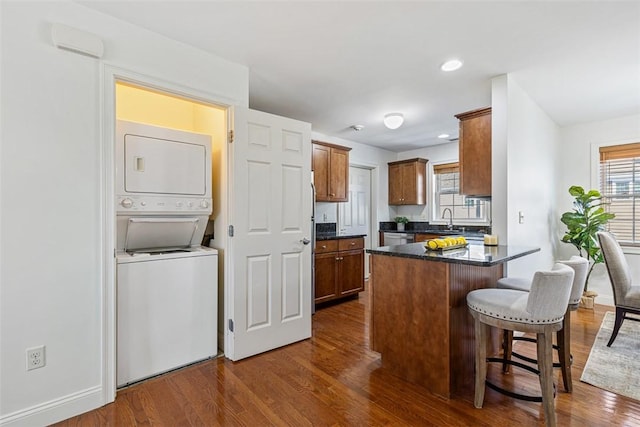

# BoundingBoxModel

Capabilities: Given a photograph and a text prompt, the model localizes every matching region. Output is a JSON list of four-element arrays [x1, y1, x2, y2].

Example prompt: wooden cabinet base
[[314, 238, 365, 305], [370, 254, 502, 399]]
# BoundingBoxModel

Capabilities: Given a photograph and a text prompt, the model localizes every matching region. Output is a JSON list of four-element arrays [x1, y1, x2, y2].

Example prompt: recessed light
[[438, 133, 450, 139], [441, 59, 463, 72]]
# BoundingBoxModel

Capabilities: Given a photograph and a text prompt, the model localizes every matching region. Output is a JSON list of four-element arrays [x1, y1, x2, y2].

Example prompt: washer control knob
[[176, 201, 183, 207], [187, 201, 194, 208], [140, 201, 147, 207], [120, 198, 133, 208], [200, 200, 209, 209]]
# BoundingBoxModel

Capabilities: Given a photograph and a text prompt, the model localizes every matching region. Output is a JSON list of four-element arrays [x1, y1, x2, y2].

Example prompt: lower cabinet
[[314, 237, 365, 304]]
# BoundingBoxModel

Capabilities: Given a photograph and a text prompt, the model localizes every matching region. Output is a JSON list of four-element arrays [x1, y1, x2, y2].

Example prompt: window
[[433, 163, 490, 224], [600, 143, 640, 245]]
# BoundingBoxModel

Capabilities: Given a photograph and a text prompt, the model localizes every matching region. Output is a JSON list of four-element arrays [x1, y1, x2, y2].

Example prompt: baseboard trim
[[0, 385, 103, 427]]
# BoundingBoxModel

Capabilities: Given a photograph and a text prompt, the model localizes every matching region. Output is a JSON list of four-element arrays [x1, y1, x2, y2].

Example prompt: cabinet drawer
[[315, 239, 338, 254], [338, 237, 364, 251]]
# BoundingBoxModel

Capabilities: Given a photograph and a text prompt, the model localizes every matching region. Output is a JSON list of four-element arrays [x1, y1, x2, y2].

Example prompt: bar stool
[[498, 256, 588, 392], [467, 263, 574, 427]]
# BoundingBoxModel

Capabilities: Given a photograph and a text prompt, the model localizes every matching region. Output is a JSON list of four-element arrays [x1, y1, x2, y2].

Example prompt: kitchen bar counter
[[368, 242, 539, 266], [367, 242, 539, 400]]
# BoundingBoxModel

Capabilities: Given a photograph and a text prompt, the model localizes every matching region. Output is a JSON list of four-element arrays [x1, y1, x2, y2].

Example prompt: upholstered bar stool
[[467, 263, 574, 427], [497, 256, 588, 392]]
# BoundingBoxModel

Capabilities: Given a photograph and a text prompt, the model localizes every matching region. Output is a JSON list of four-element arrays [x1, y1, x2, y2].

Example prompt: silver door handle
[[301, 237, 311, 245]]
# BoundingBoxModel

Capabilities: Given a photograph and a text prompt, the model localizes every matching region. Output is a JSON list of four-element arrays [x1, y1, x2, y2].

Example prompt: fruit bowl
[[424, 236, 468, 252]]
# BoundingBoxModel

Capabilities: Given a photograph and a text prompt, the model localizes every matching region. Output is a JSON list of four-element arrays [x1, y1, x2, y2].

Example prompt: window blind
[[599, 143, 640, 245]]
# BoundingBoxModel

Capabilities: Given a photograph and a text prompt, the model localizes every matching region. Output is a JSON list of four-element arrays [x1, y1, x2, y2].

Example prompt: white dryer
[[114, 120, 218, 387]]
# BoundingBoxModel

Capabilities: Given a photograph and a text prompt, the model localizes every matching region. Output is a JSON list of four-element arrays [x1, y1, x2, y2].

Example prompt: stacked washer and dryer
[[115, 120, 218, 387]]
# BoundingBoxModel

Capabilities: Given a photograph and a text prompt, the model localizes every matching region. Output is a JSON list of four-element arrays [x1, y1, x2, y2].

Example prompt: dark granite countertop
[[367, 242, 540, 267], [381, 229, 486, 239], [316, 232, 367, 241]]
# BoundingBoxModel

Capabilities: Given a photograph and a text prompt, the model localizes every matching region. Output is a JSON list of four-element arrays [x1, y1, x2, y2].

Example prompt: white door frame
[[100, 64, 235, 403], [341, 161, 379, 271]]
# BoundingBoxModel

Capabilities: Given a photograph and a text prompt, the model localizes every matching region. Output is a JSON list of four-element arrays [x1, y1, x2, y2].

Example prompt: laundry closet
[[114, 83, 226, 387]]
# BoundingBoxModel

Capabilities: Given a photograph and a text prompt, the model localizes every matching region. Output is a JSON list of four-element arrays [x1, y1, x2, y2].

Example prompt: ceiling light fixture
[[438, 133, 450, 139], [383, 113, 404, 130], [441, 59, 463, 72]]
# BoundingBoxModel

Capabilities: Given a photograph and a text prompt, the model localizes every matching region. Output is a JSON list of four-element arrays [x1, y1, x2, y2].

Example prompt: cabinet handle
[[321, 245, 327, 249], [350, 242, 355, 246], [330, 193, 335, 197]]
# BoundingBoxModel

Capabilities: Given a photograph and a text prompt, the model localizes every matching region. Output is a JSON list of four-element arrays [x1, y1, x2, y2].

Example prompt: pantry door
[[227, 107, 312, 360]]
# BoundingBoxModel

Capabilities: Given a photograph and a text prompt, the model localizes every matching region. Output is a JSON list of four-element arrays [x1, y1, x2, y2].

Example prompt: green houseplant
[[560, 185, 615, 296], [394, 216, 409, 231]]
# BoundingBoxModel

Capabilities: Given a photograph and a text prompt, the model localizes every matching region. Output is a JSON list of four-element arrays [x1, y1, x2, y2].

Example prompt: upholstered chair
[[497, 256, 588, 392], [597, 231, 640, 346], [467, 263, 575, 427]]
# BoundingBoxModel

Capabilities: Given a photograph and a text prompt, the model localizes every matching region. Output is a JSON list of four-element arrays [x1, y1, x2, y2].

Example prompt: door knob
[[301, 237, 311, 245]]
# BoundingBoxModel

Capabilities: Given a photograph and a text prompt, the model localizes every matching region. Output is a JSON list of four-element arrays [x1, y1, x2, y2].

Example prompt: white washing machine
[[116, 247, 218, 387], [114, 120, 218, 387]]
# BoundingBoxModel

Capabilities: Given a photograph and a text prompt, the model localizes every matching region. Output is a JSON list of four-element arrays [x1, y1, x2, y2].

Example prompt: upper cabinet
[[455, 107, 491, 197], [388, 158, 428, 205], [312, 140, 351, 202]]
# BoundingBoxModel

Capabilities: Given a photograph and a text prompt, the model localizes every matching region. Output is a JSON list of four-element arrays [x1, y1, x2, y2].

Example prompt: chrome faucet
[[442, 208, 453, 230]]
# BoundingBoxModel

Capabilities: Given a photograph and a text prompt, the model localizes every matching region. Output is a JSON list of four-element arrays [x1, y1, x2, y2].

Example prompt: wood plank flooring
[[56, 283, 640, 426]]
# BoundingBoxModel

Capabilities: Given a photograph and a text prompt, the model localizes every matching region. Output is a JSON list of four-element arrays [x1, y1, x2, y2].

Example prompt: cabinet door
[[329, 148, 349, 202], [314, 252, 338, 303], [312, 144, 330, 201], [414, 233, 440, 243], [459, 110, 491, 197], [400, 163, 417, 204], [338, 250, 364, 296], [388, 163, 404, 205]]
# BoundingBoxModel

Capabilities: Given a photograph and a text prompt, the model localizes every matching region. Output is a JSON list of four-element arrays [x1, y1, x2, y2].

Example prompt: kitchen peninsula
[[367, 242, 539, 400]]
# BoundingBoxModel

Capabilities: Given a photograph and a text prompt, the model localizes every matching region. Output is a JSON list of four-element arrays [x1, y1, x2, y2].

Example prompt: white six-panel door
[[227, 107, 312, 360]]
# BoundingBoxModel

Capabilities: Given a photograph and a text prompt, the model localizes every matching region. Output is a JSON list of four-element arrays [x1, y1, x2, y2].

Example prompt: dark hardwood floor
[[56, 283, 640, 426]]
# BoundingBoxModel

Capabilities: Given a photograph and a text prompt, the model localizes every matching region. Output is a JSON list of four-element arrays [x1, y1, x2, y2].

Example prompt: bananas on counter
[[425, 236, 467, 250]]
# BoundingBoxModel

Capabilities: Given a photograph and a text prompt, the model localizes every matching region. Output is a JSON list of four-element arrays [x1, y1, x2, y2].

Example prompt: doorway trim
[[100, 64, 234, 404]]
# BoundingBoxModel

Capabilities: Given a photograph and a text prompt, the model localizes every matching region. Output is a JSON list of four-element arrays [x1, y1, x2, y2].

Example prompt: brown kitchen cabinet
[[455, 107, 491, 197], [388, 158, 428, 205], [314, 237, 364, 304], [312, 140, 351, 202], [414, 233, 441, 243]]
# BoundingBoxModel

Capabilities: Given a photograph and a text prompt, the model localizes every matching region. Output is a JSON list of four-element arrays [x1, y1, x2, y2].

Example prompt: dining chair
[[597, 231, 640, 346]]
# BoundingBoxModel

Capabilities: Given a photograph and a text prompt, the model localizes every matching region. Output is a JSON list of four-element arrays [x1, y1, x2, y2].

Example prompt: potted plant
[[560, 185, 615, 308], [394, 216, 409, 231]]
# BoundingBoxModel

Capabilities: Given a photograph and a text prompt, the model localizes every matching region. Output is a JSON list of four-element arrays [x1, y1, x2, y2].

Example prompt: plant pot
[[396, 223, 405, 231], [579, 290, 598, 309]]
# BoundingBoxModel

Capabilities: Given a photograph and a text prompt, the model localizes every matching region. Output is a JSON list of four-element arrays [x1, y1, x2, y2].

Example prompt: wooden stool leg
[[474, 317, 489, 408], [502, 329, 513, 373], [537, 331, 557, 427], [557, 311, 572, 392]]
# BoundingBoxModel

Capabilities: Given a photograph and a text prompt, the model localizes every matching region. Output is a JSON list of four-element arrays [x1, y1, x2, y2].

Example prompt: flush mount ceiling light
[[383, 113, 404, 130], [440, 59, 463, 72], [438, 133, 450, 139]]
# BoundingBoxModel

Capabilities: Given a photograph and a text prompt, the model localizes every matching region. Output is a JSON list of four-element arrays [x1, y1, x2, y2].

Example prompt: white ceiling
[[80, 1, 640, 152]]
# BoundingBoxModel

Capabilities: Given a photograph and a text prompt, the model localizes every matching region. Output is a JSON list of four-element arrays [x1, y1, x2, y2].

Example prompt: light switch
[[518, 211, 525, 224]]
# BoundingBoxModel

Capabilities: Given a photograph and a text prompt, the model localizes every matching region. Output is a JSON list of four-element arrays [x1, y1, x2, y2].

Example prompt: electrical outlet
[[26, 345, 46, 371]]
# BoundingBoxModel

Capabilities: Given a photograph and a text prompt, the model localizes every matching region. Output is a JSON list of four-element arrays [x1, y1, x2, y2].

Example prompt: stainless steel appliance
[[383, 232, 414, 246]]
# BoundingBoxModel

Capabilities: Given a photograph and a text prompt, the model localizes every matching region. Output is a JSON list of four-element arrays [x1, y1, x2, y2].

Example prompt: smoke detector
[[350, 125, 364, 132]]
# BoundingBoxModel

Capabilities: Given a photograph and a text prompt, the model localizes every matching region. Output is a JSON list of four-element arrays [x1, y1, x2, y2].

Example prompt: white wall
[[0, 2, 248, 425], [557, 113, 640, 306], [492, 75, 559, 278]]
